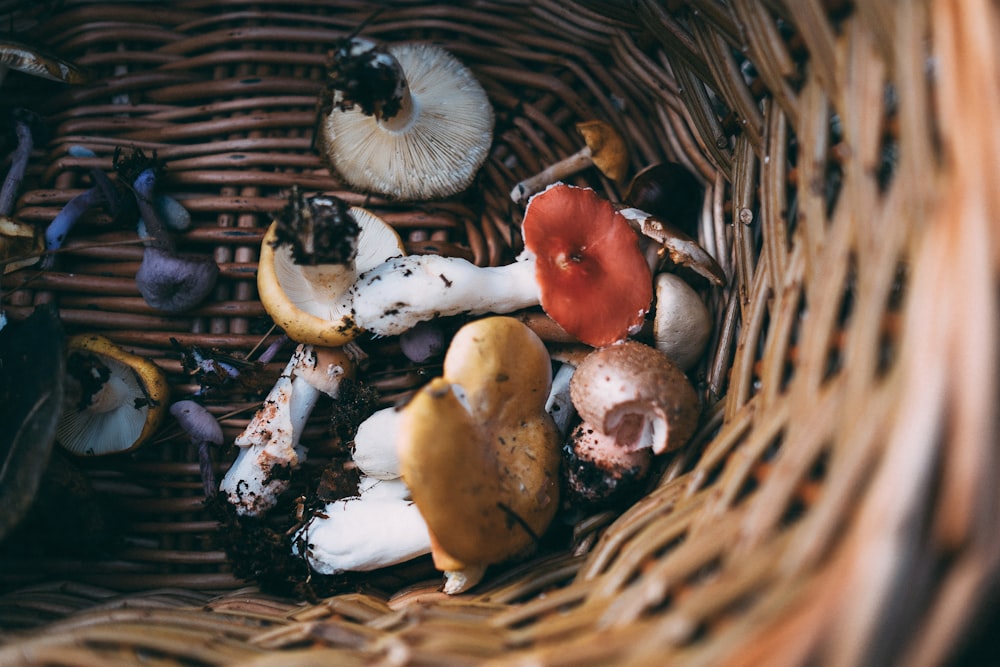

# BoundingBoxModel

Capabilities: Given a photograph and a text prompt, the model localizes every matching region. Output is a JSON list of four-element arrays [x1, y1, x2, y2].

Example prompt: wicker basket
[[1, 0, 998, 664]]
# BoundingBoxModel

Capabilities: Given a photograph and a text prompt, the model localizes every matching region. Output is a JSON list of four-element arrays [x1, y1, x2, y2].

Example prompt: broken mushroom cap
[[398, 316, 561, 572], [522, 183, 653, 348], [563, 422, 653, 508], [0, 38, 88, 87], [652, 272, 713, 371], [319, 38, 494, 201], [570, 340, 699, 455], [510, 119, 628, 205], [0, 216, 43, 273], [257, 199, 404, 346], [57, 334, 169, 456]]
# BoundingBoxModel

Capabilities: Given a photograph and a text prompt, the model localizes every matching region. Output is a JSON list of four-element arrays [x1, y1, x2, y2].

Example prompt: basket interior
[[1, 1, 999, 665]]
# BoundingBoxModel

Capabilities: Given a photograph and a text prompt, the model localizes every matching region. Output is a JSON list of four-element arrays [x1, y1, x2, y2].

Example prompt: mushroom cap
[[652, 272, 713, 371], [257, 206, 403, 346], [569, 340, 699, 455], [0, 215, 44, 274], [522, 183, 653, 347], [576, 120, 628, 185], [563, 422, 653, 508], [135, 246, 220, 313], [398, 316, 561, 570], [169, 400, 224, 447], [0, 38, 88, 84], [320, 42, 494, 201], [57, 335, 169, 456]]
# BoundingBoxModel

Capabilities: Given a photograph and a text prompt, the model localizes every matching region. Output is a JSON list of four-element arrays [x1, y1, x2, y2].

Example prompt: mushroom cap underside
[[57, 334, 169, 456], [321, 42, 494, 201], [257, 207, 403, 346]]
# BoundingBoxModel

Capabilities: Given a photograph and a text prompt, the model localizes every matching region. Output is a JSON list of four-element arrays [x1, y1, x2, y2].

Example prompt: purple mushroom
[[170, 400, 224, 499]]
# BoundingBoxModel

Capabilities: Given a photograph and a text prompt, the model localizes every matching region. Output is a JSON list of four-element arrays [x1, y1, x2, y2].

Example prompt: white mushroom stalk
[[348, 251, 540, 337], [292, 406, 433, 575], [219, 344, 351, 516]]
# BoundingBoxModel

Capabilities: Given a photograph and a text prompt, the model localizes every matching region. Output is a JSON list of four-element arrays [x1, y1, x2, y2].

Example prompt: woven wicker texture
[[1, 0, 999, 665]]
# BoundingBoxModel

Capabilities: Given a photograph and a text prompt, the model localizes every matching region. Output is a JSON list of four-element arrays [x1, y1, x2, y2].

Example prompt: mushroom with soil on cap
[[398, 316, 562, 593], [510, 120, 628, 206], [349, 183, 656, 348], [256, 186, 404, 347], [318, 37, 494, 201], [219, 344, 354, 517], [563, 340, 700, 508], [56, 334, 170, 457]]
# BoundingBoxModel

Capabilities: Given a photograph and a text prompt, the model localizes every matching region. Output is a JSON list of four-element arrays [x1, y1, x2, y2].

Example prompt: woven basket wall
[[1, 0, 999, 665]]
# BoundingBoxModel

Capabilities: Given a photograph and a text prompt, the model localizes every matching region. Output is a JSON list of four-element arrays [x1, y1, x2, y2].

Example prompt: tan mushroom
[[510, 120, 628, 205], [57, 335, 169, 456], [397, 316, 561, 592], [651, 272, 713, 371]]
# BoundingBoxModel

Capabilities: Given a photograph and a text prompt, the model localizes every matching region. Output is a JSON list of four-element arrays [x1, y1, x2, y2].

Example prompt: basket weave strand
[[0, 0, 998, 665]]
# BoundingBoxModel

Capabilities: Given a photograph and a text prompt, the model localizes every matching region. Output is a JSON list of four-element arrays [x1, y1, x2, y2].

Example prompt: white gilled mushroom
[[510, 120, 628, 205], [57, 335, 169, 457], [257, 188, 404, 347], [319, 37, 494, 201], [219, 344, 354, 516], [563, 341, 700, 507], [651, 272, 713, 371], [292, 476, 431, 575], [350, 183, 655, 347]]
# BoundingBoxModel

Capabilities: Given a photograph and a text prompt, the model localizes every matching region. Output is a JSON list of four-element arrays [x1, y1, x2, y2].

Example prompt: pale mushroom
[[319, 37, 494, 201], [219, 344, 354, 516], [510, 120, 628, 205], [651, 272, 713, 371], [257, 188, 404, 346], [57, 335, 169, 456], [398, 316, 562, 592]]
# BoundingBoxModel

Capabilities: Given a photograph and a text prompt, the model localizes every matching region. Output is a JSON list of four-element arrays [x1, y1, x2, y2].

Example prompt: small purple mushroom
[[0, 109, 42, 217], [170, 400, 224, 499], [399, 319, 446, 363], [130, 163, 218, 312]]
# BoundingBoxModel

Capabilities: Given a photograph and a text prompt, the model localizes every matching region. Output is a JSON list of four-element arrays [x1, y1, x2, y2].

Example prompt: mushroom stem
[[510, 146, 596, 205], [41, 187, 102, 269], [132, 167, 174, 252], [0, 116, 32, 217], [349, 252, 540, 337], [219, 344, 350, 516]]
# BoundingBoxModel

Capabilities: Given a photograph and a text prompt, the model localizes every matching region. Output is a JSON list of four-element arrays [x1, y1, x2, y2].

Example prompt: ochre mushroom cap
[[320, 42, 494, 201], [398, 316, 561, 571], [57, 334, 169, 456], [257, 207, 403, 346], [522, 183, 653, 347], [575, 120, 628, 185], [570, 340, 700, 455]]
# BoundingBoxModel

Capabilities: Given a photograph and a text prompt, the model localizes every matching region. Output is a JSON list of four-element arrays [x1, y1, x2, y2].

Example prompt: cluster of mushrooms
[[217, 37, 723, 594], [0, 35, 722, 594]]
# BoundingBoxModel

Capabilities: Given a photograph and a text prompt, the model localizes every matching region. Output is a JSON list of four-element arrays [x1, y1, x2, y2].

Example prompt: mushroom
[[623, 162, 704, 238], [0, 109, 44, 217], [219, 344, 354, 517], [0, 110, 45, 271], [618, 206, 726, 287], [651, 272, 713, 371], [292, 475, 431, 575], [563, 340, 700, 507], [398, 319, 447, 363], [56, 334, 170, 456], [0, 38, 87, 88], [131, 163, 219, 312], [398, 316, 561, 591], [257, 187, 404, 346], [351, 405, 404, 480], [510, 120, 628, 205], [318, 37, 494, 201], [170, 400, 224, 499], [349, 183, 654, 348]]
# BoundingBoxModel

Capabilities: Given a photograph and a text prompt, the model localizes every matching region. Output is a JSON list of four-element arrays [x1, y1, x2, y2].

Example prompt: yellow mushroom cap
[[257, 206, 403, 346], [57, 334, 169, 456], [398, 316, 561, 571], [576, 119, 628, 185]]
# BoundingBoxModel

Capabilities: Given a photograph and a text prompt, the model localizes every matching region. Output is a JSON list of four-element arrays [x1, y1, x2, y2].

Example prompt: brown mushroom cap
[[569, 340, 700, 455], [398, 316, 561, 570]]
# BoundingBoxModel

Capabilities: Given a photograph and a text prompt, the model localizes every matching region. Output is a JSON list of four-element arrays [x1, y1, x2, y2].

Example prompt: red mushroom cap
[[522, 183, 652, 347]]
